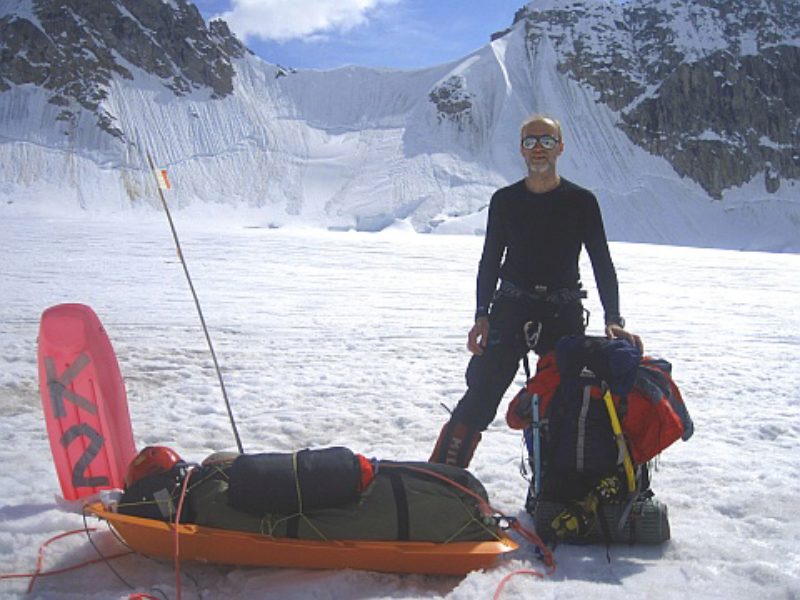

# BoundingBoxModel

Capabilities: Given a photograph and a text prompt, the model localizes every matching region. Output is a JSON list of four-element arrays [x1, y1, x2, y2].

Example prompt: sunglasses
[[521, 135, 560, 150]]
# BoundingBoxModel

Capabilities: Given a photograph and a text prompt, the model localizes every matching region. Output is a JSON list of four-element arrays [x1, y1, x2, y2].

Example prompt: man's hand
[[605, 323, 644, 353], [468, 317, 490, 355]]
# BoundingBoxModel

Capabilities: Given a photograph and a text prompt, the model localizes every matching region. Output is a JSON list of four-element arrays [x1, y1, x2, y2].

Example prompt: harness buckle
[[524, 321, 543, 350]]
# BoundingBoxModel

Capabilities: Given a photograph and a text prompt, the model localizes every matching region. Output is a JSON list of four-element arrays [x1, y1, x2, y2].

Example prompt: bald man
[[430, 114, 641, 468]]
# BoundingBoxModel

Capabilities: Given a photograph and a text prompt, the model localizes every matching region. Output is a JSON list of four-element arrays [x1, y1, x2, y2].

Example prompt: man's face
[[520, 119, 563, 175]]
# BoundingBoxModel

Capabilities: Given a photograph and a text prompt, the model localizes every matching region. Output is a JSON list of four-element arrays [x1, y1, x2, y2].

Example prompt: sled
[[38, 303, 518, 575], [86, 502, 517, 575], [38, 303, 136, 500]]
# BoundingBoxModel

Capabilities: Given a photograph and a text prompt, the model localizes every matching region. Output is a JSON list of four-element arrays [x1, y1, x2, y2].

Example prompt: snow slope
[[0, 211, 799, 599], [1, 0, 798, 251]]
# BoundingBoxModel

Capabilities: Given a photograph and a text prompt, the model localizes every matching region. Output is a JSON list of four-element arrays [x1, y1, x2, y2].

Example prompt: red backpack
[[507, 351, 693, 464]]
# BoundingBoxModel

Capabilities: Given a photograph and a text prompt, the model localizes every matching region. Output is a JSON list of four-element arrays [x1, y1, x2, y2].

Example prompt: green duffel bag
[[188, 459, 500, 543]]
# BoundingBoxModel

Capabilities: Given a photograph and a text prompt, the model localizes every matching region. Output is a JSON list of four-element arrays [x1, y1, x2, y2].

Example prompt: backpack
[[538, 368, 624, 502], [506, 335, 693, 542], [119, 461, 195, 522]]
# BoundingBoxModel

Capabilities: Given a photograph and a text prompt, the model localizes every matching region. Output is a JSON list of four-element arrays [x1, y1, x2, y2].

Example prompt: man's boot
[[428, 420, 482, 468]]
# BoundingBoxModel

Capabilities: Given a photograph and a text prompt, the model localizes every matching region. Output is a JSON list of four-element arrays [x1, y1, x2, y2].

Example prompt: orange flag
[[156, 168, 171, 190]]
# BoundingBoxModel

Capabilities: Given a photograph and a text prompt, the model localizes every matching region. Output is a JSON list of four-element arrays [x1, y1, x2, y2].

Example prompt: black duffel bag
[[227, 447, 367, 516]]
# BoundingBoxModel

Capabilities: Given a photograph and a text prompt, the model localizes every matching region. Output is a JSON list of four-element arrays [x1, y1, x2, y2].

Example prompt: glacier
[[0, 0, 798, 251]]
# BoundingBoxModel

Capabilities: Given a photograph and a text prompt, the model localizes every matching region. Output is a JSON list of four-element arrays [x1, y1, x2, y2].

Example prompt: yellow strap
[[253, 455, 330, 542], [292, 452, 303, 513], [603, 389, 636, 493]]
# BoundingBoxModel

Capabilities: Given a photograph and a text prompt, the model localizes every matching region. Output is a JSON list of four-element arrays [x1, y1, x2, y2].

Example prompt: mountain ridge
[[1, 0, 798, 251]]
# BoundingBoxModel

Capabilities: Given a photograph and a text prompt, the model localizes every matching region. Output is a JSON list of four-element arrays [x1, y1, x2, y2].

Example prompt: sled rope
[[293, 452, 303, 513], [146, 151, 245, 455], [383, 464, 555, 573], [82, 508, 140, 590], [492, 568, 546, 600], [171, 465, 196, 600], [291, 452, 331, 540], [88, 502, 189, 600], [0, 527, 133, 593], [3, 477, 200, 597]]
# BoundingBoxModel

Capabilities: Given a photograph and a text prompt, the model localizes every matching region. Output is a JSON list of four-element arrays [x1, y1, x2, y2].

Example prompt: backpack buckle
[[524, 321, 542, 350]]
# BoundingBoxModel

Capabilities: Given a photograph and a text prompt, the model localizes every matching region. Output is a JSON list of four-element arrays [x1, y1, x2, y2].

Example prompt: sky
[[193, 0, 530, 70]]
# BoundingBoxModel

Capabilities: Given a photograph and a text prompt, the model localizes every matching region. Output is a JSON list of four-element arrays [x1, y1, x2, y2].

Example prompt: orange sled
[[87, 503, 518, 575], [37, 305, 519, 576]]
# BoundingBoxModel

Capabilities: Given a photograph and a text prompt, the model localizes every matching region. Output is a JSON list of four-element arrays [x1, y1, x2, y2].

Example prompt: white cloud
[[217, 0, 398, 42]]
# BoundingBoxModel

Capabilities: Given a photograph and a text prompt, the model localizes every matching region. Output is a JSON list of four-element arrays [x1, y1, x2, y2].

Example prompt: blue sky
[[194, 0, 530, 70]]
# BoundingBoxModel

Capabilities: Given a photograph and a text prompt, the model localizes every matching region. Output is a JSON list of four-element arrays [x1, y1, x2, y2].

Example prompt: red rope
[[0, 514, 161, 598], [492, 568, 546, 600], [0, 552, 133, 582], [171, 465, 195, 600], [27, 528, 93, 592], [509, 520, 555, 574], [10, 551, 134, 581]]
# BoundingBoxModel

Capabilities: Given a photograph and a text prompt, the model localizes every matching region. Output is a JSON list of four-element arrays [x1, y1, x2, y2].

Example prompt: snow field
[[0, 214, 799, 598]]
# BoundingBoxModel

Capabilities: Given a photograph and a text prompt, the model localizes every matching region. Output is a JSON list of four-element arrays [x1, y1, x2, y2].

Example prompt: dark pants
[[450, 295, 585, 431]]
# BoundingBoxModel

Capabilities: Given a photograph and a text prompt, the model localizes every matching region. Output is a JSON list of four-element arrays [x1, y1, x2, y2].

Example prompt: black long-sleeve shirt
[[476, 177, 621, 322]]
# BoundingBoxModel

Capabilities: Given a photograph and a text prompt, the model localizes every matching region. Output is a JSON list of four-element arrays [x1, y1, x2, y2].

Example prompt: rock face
[[0, 0, 247, 138], [511, 0, 800, 199], [0, 0, 797, 247], [428, 75, 474, 127]]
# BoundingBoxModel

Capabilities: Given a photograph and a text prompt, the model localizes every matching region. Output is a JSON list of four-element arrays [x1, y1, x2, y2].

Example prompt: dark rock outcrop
[[429, 75, 474, 127], [517, 0, 800, 198], [0, 0, 248, 138]]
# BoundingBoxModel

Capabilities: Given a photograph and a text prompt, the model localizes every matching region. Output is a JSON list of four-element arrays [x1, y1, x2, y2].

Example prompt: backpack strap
[[595, 502, 613, 561], [387, 470, 411, 541]]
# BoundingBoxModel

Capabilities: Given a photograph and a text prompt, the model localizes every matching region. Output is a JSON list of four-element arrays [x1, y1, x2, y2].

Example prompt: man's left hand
[[605, 323, 644, 353]]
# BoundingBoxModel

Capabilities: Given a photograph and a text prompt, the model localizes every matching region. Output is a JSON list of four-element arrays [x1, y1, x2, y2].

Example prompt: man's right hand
[[467, 317, 490, 355]]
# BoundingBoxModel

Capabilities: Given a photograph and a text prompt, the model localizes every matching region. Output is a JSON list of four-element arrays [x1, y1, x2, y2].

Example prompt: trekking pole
[[146, 152, 245, 454], [530, 393, 542, 497]]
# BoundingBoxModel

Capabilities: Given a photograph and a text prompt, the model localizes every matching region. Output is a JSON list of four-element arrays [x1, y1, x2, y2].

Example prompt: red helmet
[[125, 446, 182, 488]]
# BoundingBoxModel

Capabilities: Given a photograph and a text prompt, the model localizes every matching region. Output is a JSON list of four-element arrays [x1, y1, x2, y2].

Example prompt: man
[[429, 114, 642, 468]]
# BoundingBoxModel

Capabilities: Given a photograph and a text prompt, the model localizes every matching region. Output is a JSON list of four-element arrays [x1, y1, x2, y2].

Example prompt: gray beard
[[527, 162, 553, 174]]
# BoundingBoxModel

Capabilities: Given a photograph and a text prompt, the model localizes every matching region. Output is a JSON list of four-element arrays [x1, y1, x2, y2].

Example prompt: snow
[[2, 0, 799, 251], [1, 207, 800, 599], [0, 0, 36, 26], [759, 136, 791, 150], [1, 1, 799, 592]]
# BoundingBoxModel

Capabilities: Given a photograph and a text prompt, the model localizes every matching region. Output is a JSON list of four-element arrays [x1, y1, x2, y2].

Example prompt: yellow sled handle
[[603, 388, 637, 493]]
